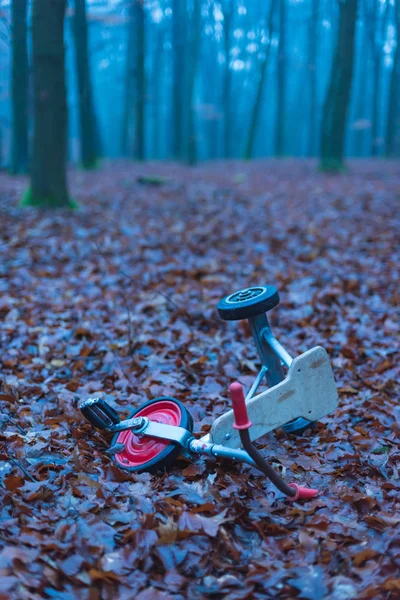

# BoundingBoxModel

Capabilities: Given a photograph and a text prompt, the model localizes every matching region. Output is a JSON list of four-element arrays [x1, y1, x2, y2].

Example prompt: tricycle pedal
[[80, 397, 121, 430]]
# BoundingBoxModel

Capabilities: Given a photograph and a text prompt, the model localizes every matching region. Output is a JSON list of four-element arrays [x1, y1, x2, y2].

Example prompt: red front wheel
[[111, 397, 193, 473]]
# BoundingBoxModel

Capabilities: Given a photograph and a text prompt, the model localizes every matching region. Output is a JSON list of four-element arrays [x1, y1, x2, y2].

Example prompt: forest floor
[[0, 159, 399, 600]]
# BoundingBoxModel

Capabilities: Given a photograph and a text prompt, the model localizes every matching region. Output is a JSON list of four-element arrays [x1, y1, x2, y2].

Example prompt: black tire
[[111, 397, 193, 473], [217, 285, 280, 321]]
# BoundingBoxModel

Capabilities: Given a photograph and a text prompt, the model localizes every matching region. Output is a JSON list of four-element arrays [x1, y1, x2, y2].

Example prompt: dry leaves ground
[[0, 159, 399, 600]]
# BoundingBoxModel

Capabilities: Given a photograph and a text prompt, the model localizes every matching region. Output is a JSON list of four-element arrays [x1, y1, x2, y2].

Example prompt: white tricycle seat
[[208, 346, 338, 449]]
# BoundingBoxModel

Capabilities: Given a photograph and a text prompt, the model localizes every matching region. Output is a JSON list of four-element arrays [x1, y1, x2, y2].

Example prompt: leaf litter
[[0, 160, 399, 599]]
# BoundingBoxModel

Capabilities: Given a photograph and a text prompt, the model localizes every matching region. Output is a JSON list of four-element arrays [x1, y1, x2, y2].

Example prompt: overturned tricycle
[[80, 285, 338, 501]]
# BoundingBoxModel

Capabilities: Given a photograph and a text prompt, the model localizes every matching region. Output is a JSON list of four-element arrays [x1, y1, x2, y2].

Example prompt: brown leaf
[[5, 474, 25, 491], [66, 380, 80, 392], [382, 579, 400, 591], [352, 548, 379, 566]]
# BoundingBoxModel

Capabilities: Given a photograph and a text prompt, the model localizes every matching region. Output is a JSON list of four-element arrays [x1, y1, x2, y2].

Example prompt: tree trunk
[[320, 0, 358, 172], [171, 0, 185, 159], [11, 0, 29, 174], [363, 0, 390, 156], [187, 0, 201, 165], [121, 1, 135, 156], [120, 0, 145, 159], [152, 26, 164, 158], [221, 0, 233, 158], [371, 52, 381, 156], [352, 22, 369, 156], [386, 0, 400, 157], [26, 0, 71, 207], [275, 0, 286, 156], [73, 0, 99, 169], [308, 0, 319, 156], [368, 0, 380, 156], [134, 0, 145, 160], [200, 33, 219, 159], [244, 0, 276, 160]]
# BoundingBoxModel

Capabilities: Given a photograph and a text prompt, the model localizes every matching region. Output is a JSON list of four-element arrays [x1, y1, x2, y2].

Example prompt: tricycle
[[80, 285, 338, 501]]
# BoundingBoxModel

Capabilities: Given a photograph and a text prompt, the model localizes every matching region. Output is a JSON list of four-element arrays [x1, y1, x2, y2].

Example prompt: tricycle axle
[[105, 412, 259, 467]]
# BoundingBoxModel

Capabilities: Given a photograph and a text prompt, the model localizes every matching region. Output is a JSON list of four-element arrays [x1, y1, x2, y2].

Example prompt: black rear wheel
[[217, 285, 280, 321]]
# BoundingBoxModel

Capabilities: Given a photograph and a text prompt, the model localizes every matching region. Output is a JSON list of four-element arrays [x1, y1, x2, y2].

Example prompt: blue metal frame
[[245, 312, 311, 433]]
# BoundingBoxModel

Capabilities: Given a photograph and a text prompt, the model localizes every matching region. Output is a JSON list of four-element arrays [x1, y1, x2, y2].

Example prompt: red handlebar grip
[[230, 382, 252, 430], [287, 483, 319, 501]]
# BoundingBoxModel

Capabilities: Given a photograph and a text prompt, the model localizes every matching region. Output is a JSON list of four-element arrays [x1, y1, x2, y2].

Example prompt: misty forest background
[[0, 0, 399, 207]]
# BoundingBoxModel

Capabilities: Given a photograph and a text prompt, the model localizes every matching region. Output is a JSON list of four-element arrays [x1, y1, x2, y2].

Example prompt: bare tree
[[121, 2, 134, 155], [244, 0, 276, 160], [320, 0, 358, 171], [151, 23, 165, 158], [275, 0, 286, 156], [386, 0, 400, 156], [308, 0, 319, 156], [171, 0, 185, 159], [73, 0, 99, 169], [221, 0, 234, 158], [25, 0, 71, 207], [134, 0, 145, 160], [121, 0, 145, 160], [11, 0, 29, 174], [186, 0, 201, 165], [363, 0, 391, 156]]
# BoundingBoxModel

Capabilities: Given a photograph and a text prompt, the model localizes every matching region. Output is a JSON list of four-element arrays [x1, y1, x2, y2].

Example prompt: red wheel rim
[[114, 400, 182, 469]]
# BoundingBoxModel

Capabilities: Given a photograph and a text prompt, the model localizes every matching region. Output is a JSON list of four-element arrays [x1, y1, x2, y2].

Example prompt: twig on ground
[[7, 450, 36, 482]]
